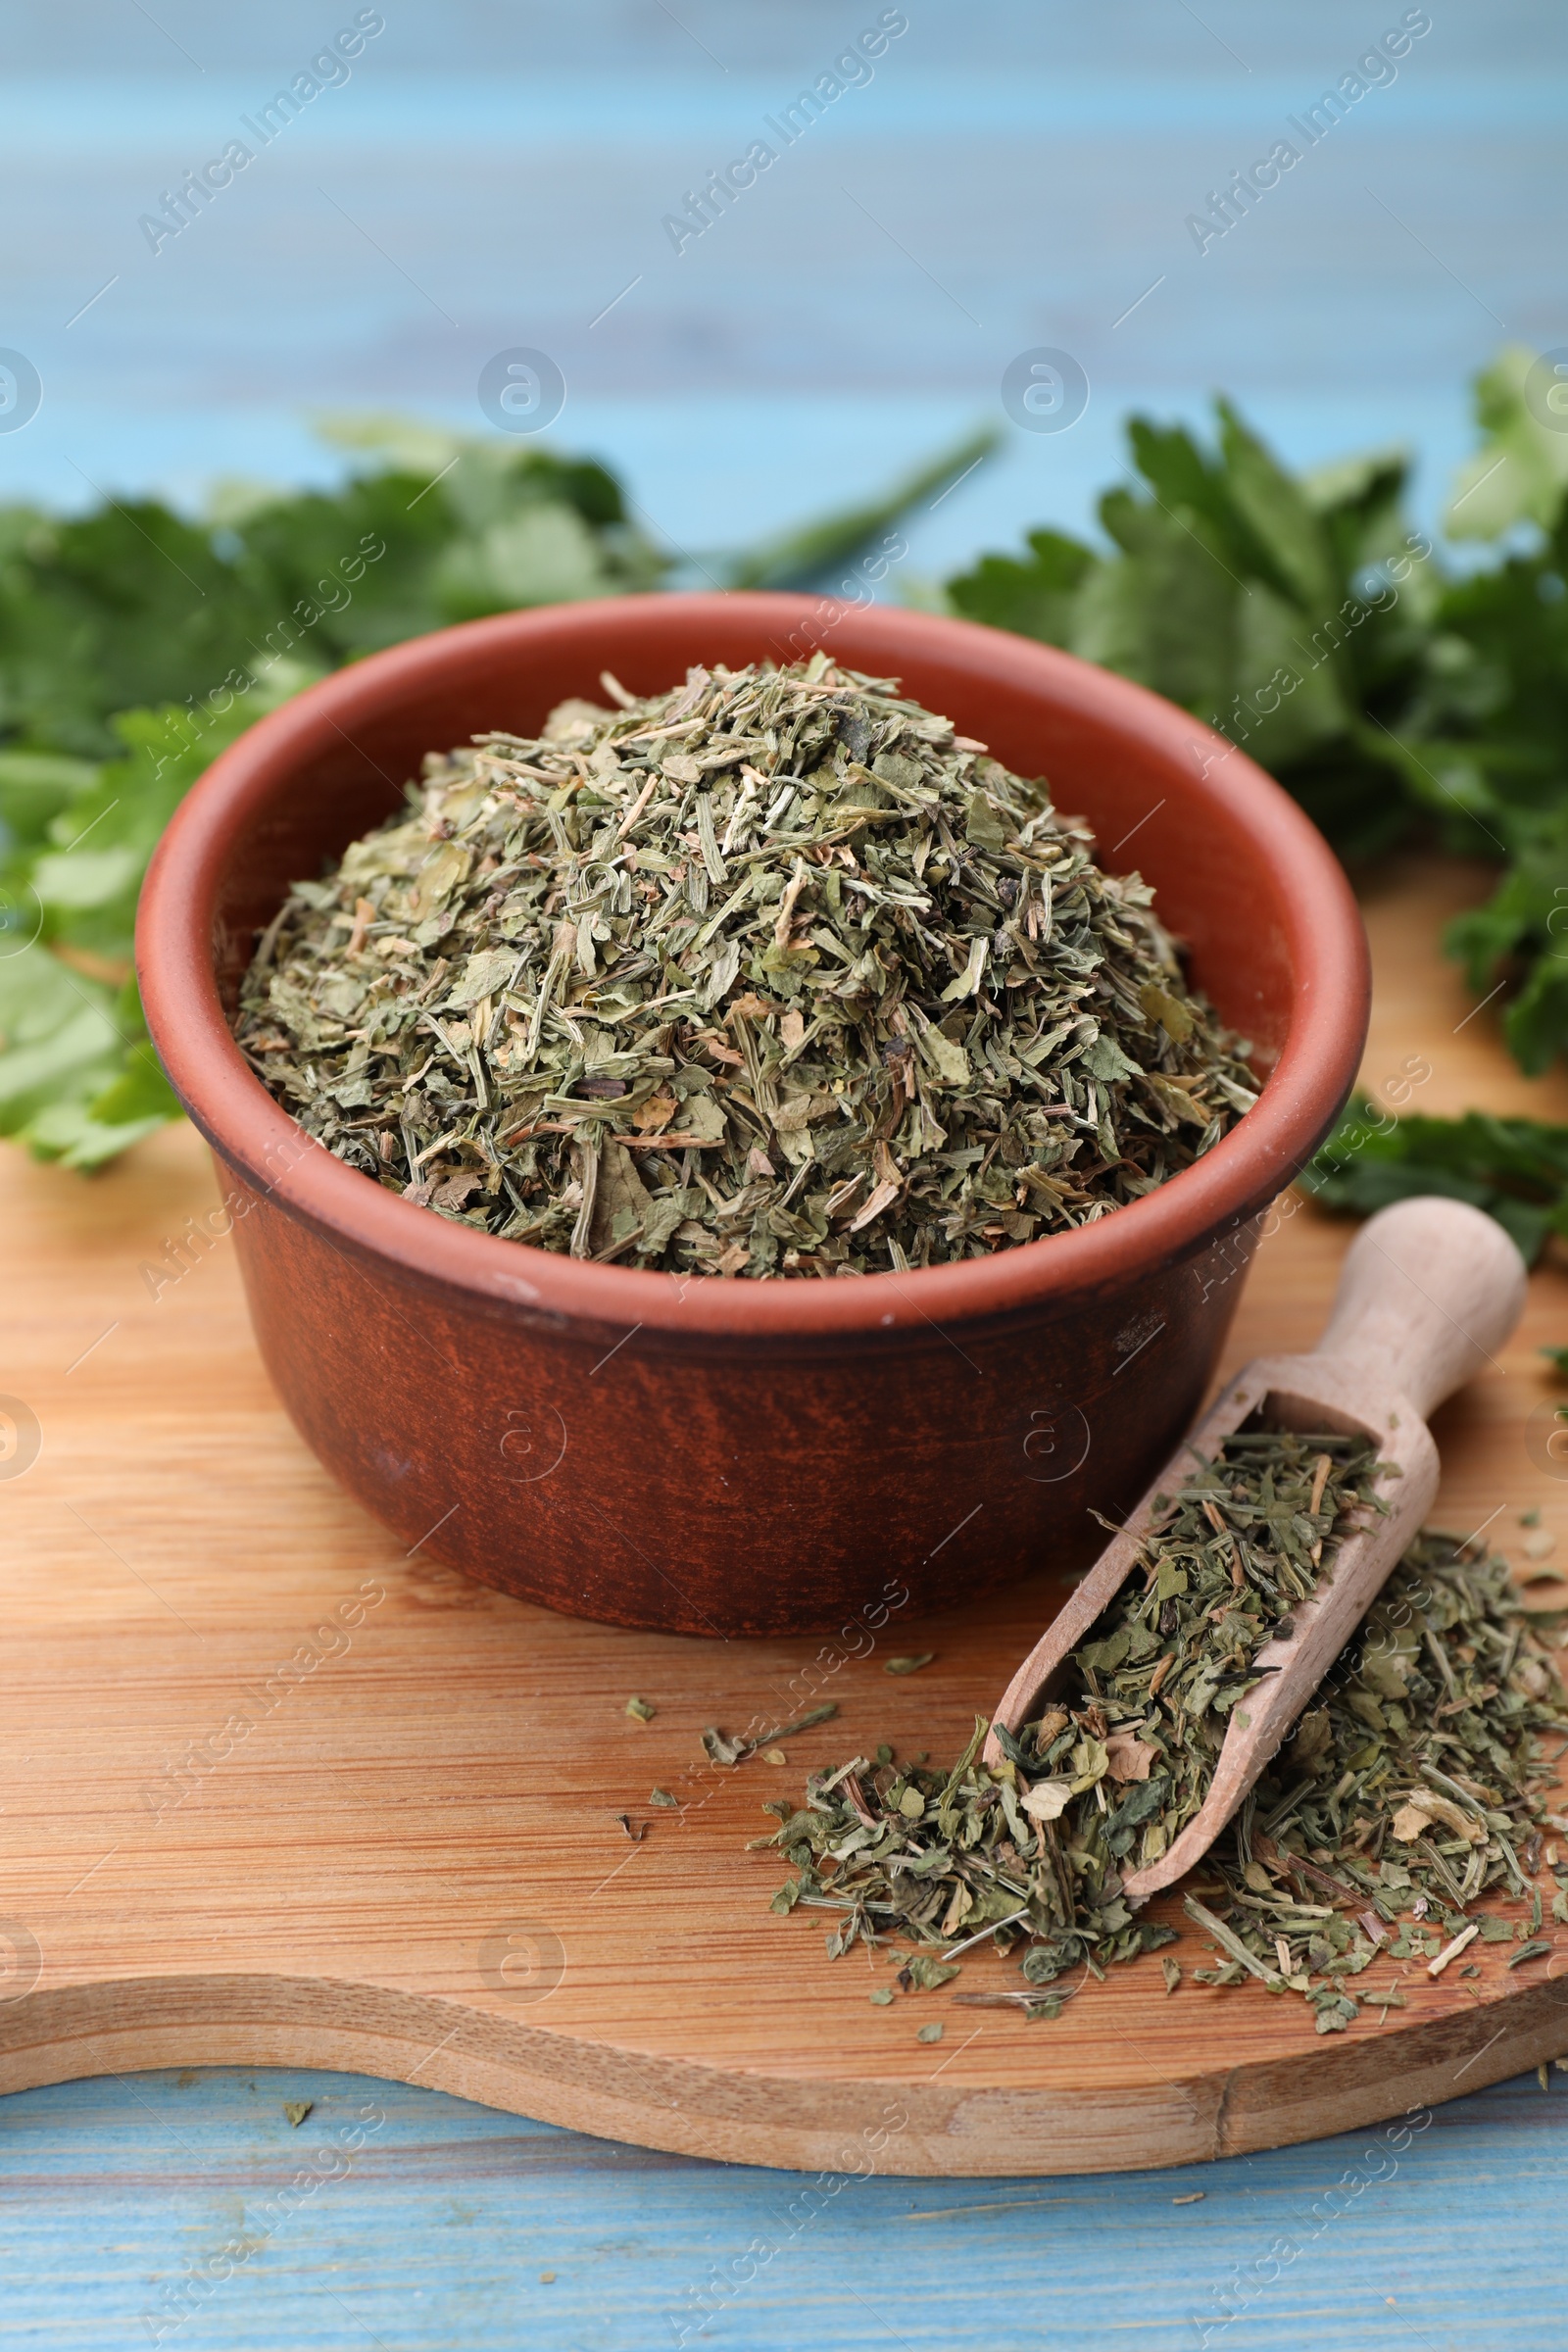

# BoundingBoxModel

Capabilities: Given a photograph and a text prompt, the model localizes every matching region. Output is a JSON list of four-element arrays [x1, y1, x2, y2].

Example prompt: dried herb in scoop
[[235, 656, 1255, 1277], [1014, 1427, 1392, 1879], [762, 1426, 1383, 1987], [1187, 1528, 1568, 2024], [760, 1454, 1567, 2026]]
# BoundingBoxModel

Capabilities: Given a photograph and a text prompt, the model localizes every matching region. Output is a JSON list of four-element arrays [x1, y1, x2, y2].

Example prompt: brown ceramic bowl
[[137, 594, 1367, 1638]]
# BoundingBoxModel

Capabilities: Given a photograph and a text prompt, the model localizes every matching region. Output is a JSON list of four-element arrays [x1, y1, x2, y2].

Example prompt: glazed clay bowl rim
[[137, 592, 1368, 1342]]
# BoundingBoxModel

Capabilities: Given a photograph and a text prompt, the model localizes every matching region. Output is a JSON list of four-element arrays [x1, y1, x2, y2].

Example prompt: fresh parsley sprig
[[0, 419, 984, 1164], [946, 348, 1568, 1073]]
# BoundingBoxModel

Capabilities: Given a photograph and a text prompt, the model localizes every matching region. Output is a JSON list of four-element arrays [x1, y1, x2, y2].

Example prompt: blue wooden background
[[2, 4, 1566, 2342], [4, 2064, 1566, 2351], [2, 2, 1562, 568]]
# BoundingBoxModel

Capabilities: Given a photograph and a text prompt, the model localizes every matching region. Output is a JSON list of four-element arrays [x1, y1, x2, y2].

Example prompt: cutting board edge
[[1, 1967, 1566, 2176]]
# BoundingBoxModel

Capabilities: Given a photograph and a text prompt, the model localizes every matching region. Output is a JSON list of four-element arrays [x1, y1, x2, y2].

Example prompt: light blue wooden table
[[2, 4, 1564, 2341], [2, 2064, 1563, 2348]]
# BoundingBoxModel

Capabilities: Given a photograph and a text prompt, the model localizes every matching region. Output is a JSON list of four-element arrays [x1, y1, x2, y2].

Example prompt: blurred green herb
[[722, 427, 996, 592], [0, 694, 289, 1167], [17, 346, 1568, 1174], [946, 346, 1568, 1074], [1302, 1096, 1568, 1266], [0, 418, 982, 1166]]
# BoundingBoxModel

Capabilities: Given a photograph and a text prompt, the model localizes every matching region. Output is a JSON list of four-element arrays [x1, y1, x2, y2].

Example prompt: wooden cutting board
[[4, 857, 1568, 2178]]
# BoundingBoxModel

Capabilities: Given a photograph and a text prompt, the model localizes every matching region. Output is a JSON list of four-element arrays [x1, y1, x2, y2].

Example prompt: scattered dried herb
[[624, 1694, 656, 1721], [703, 1703, 837, 1769], [761, 1428, 1382, 1984], [760, 1522, 1568, 2030], [1426, 1922, 1478, 1976], [885, 1654, 935, 1676], [235, 658, 1254, 1278]]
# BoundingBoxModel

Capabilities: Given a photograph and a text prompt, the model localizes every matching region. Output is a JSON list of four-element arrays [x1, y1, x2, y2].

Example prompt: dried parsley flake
[[762, 1504, 1568, 2026], [236, 657, 1256, 1277]]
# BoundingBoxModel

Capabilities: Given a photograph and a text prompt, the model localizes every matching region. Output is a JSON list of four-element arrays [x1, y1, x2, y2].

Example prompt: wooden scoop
[[984, 1196, 1528, 1906]]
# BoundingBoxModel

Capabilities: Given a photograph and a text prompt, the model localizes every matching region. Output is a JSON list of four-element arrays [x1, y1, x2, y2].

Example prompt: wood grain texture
[[1311, 1193, 1530, 1424], [3, 856, 1568, 2178], [3, 2061, 1566, 2352]]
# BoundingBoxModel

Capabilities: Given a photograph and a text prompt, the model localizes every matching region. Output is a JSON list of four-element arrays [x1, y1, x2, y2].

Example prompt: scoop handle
[[1311, 1196, 1527, 1423]]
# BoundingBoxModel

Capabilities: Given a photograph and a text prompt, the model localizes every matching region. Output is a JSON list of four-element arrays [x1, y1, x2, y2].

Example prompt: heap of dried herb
[[762, 1426, 1384, 1993], [1189, 1529, 1568, 2023], [235, 657, 1255, 1277], [762, 1494, 1568, 2030]]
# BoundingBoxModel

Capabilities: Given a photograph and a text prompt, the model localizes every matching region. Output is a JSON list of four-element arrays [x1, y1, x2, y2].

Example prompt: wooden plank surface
[[3, 855, 1568, 2182], [0, 2060, 1564, 2351]]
